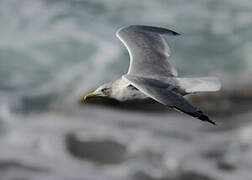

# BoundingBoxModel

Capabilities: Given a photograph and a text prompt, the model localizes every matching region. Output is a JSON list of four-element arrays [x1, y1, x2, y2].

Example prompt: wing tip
[[171, 31, 181, 36], [115, 25, 127, 37], [116, 25, 181, 37], [198, 114, 216, 125]]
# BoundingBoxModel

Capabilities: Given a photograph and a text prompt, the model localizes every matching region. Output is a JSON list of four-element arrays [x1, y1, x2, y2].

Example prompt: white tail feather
[[176, 77, 221, 93]]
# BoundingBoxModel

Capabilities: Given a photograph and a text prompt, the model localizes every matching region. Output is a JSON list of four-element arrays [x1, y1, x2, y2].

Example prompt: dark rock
[[217, 160, 236, 171], [66, 133, 127, 164]]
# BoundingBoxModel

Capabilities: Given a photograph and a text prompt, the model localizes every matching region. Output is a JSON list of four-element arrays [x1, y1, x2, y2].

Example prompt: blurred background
[[0, 0, 252, 179]]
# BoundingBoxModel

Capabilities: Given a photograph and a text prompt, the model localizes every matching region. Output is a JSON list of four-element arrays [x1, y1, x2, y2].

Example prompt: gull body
[[84, 25, 221, 125], [91, 77, 185, 102]]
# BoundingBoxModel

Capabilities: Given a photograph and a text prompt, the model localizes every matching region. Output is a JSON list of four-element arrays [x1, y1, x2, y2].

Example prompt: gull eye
[[101, 88, 108, 93]]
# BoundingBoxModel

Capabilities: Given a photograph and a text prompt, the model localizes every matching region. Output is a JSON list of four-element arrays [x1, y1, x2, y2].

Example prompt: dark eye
[[101, 88, 108, 93]]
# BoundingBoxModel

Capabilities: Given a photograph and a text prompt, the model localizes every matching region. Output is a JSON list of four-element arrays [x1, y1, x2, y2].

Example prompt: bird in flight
[[83, 25, 221, 125]]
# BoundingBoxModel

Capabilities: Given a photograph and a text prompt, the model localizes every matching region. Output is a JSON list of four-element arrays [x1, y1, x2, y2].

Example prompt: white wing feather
[[116, 25, 179, 79], [175, 77, 221, 93]]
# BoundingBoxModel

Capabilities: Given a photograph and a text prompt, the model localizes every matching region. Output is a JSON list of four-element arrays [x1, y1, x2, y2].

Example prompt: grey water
[[0, 0, 252, 179]]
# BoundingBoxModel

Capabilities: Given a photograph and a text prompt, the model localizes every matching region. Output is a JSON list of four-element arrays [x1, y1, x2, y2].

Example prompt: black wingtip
[[207, 119, 217, 126], [129, 25, 181, 36], [199, 114, 216, 125], [172, 31, 181, 36]]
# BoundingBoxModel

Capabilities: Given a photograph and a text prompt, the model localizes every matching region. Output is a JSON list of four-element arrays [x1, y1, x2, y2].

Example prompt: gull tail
[[175, 77, 221, 94]]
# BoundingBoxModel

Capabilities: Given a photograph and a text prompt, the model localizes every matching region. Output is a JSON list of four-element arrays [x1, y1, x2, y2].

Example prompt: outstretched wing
[[116, 25, 180, 79], [123, 75, 216, 125]]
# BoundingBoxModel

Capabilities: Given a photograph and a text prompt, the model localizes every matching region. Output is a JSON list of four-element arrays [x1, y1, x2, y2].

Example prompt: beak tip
[[83, 93, 96, 101]]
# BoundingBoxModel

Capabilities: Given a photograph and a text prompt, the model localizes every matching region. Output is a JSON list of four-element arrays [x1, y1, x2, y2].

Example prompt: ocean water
[[0, 0, 252, 179]]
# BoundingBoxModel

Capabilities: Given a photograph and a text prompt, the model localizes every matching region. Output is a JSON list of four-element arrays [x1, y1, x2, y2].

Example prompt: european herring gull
[[83, 25, 221, 125]]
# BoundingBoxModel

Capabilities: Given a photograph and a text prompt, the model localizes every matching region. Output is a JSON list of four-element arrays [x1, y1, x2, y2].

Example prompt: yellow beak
[[84, 93, 96, 100], [80, 92, 118, 105], [80, 93, 109, 104]]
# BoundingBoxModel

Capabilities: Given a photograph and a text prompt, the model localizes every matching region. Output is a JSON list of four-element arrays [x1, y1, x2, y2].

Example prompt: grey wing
[[116, 25, 179, 79], [123, 75, 216, 125]]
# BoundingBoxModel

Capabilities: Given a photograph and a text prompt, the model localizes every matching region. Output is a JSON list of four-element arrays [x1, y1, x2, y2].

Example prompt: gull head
[[81, 82, 114, 104]]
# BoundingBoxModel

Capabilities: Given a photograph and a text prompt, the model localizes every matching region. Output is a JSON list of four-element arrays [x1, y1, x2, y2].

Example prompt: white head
[[83, 82, 113, 101]]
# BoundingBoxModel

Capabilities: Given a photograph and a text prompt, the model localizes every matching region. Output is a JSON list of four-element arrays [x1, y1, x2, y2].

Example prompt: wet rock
[[66, 133, 127, 164], [217, 160, 236, 171]]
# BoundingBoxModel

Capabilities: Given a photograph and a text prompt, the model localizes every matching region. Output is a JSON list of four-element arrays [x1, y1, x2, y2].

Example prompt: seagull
[[83, 25, 221, 125]]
